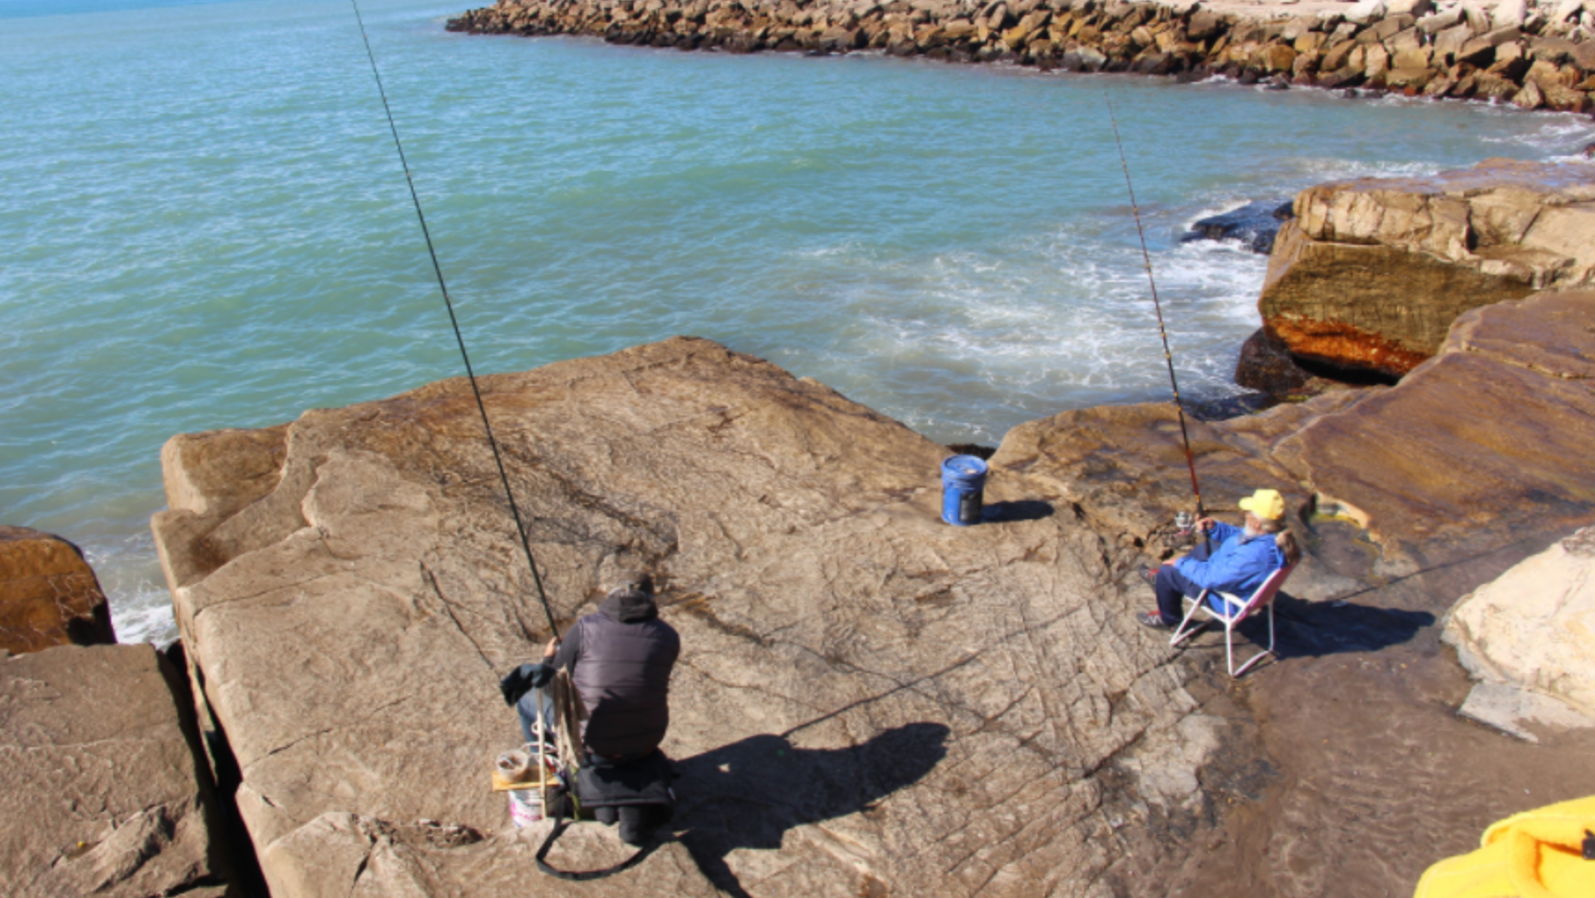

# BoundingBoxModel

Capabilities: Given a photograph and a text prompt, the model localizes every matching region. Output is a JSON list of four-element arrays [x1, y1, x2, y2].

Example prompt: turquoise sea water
[[3, 0, 1591, 644]]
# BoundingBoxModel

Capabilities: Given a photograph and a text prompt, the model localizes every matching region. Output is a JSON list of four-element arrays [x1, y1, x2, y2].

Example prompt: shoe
[[1136, 611, 1173, 630], [1139, 567, 1160, 588]]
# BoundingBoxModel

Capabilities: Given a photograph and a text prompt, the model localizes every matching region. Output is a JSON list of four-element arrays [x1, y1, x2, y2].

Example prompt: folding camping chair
[[1169, 562, 1296, 677]]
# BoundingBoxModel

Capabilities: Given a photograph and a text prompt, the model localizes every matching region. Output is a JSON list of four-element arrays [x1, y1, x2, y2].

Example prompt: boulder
[[1512, 76, 1545, 108], [1260, 158, 1595, 378], [0, 526, 116, 654], [1186, 8, 1222, 41], [1233, 327, 1331, 397], [1345, 0, 1387, 25], [1385, 64, 1434, 90], [1257, 41, 1298, 72], [1432, 22, 1473, 64], [1180, 199, 1294, 254], [1417, 5, 1464, 33], [1442, 526, 1595, 741], [1492, 0, 1527, 29], [0, 644, 233, 897], [152, 337, 1234, 897], [1461, 0, 1493, 34], [1385, 0, 1432, 15]]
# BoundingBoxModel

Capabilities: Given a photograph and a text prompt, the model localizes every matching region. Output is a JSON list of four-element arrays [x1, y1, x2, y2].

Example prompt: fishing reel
[[1162, 509, 1205, 551], [1173, 510, 1195, 536]]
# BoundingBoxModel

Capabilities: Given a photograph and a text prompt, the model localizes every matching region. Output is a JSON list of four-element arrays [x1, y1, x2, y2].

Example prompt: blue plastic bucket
[[941, 455, 988, 526]]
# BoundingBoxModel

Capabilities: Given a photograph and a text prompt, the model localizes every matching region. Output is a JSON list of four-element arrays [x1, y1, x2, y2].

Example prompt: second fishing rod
[[1104, 95, 1209, 549]]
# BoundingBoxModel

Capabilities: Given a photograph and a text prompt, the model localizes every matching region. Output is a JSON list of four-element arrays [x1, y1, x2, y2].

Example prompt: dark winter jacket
[[548, 588, 680, 759]]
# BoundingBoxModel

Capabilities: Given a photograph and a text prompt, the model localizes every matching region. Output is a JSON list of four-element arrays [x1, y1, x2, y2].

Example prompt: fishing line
[[1104, 95, 1206, 526], [351, 0, 558, 637]]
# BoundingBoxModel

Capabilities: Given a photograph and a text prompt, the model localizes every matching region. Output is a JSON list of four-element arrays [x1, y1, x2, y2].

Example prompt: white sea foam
[[83, 534, 176, 647], [1478, 114, 1595, 153], [1283, 157, 1446, 180]]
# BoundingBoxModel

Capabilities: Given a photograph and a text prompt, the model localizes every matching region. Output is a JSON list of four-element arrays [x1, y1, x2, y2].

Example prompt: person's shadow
[[1267, 592, 1435, 659], [671, 721, 950, 897]]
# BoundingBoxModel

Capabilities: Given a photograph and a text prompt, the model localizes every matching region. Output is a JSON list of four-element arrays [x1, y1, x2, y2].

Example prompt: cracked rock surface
[[152, 337, 1223, 897], [0, 644, 233, 898]]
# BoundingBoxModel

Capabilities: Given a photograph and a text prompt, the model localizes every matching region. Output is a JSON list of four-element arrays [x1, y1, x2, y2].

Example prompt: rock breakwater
[[450, 0, 1595, 112]]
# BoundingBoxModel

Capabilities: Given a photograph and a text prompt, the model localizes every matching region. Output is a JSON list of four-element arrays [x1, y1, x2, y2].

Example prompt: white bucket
[[508, 788, 543, 828]]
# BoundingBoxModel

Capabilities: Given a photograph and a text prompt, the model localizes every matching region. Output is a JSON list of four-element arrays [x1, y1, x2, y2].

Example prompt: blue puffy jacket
[[1175, 521, 1285, 612]]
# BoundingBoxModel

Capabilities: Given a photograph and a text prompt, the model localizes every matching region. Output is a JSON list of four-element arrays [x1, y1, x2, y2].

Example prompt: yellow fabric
[[1414, 795, 1595, 898], [1237, 488, 1285, 520]]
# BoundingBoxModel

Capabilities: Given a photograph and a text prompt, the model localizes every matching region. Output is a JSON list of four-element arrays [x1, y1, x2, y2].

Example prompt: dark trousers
[[593, 803, 671, 845], [1154, 541, 1213, 626]]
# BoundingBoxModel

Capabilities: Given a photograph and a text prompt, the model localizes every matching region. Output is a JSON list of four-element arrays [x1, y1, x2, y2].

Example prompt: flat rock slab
[[0, 525, 117, 653], [153, 337, 1223, 897], [0, 644, 231, 897], [1289, 290, 1595, 580]]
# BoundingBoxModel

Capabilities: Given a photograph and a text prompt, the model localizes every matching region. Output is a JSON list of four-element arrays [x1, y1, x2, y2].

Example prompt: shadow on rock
[[672, 721, 950, 897], [982, 499, 1054, 522], [1267, 592, 1435, 659]]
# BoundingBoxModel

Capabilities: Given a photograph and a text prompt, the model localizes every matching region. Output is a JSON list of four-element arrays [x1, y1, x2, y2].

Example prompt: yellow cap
[[1238, 488, 1286, 520]]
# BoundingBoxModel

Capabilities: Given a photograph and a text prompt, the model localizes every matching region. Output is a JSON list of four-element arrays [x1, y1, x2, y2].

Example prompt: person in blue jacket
[[1137, 488, 1300, 630]]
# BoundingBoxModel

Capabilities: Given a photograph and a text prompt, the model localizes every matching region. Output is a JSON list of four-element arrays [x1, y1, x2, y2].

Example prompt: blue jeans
[[514, 663, 557, 745]]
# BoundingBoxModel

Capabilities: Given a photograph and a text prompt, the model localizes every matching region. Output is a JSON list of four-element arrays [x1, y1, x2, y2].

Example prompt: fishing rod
[[351, 0, 559, 638], [1104, 95, 1207, 543]]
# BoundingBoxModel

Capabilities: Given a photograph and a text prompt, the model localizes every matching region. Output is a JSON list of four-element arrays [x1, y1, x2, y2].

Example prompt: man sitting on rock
[[500, 572, 681, 846], [1136, 488, 1300, 630]]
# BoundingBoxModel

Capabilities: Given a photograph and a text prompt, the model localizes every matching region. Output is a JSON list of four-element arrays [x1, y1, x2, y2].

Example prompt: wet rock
[[1182, 199, 1293, 254], [153, 337, 1232, 897], [0, 644, 234, 897], [1233, 327, 1329, 397], [0, 526, 116, 654], [1261, 158, 1595, 379], [1442, 525, 1595, 740]]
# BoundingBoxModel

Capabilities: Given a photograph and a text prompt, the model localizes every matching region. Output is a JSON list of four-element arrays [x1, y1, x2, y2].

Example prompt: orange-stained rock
[[0, 526, 116, 653], [1261, 158, 1595, 378]]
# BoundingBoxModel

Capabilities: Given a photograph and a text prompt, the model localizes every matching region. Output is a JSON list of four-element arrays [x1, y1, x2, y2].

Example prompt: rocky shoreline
[[7, 147, 1595, 895], [448, 0, 1595, 113]]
